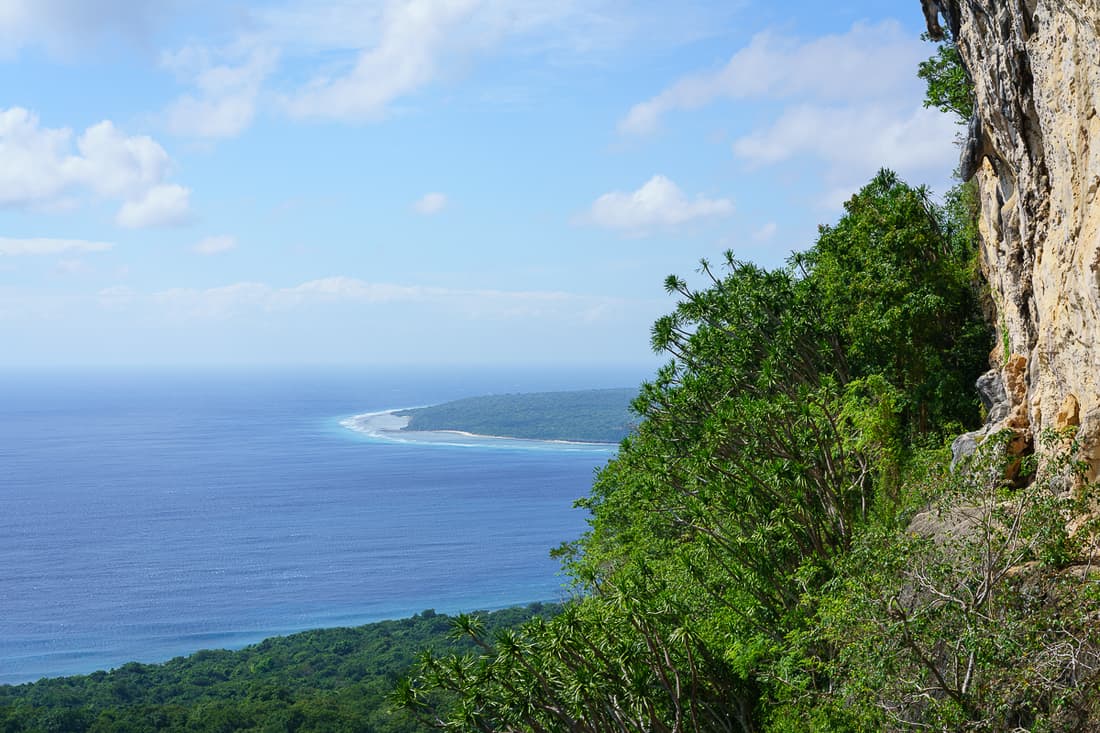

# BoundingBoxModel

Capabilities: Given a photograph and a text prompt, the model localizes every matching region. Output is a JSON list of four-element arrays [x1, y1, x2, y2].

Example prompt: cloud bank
[[619, 20, 959, 208], [619, 21, 926, 136]]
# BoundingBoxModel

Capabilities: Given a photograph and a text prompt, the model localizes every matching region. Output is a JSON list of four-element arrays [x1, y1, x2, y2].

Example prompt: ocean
[[0, 366, 640, 685]]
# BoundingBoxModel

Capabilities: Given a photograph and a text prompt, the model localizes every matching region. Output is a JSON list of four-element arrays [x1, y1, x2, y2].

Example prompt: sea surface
[[0, 366, 642, 685]]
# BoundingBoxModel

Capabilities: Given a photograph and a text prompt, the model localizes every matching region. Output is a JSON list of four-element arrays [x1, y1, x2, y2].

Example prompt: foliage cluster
[[0, 605, 555, 733], [397, 389, 637, 443], [394, 170, 1087, 731], [805, 431, 1100, 731], [917, 38, 974, 121]]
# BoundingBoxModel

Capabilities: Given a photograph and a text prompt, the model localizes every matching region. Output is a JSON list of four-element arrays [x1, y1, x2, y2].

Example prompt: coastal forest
[[0, 607, 556, 733], [4, 18, 1100, 733]]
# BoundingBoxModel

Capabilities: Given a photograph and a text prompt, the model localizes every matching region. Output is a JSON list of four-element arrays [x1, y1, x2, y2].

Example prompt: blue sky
[[0, 0, 958, 368]]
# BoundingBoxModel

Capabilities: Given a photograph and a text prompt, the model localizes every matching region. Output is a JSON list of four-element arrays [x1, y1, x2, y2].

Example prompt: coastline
[[0, 598, 562, 687], [0, 598, 563, 686], [339, 408, 415, 437], [340, 408, 619, 449]]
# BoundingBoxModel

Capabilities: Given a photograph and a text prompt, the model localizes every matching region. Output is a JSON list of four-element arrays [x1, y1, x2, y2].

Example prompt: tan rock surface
[[924, 1, 1100, 476]]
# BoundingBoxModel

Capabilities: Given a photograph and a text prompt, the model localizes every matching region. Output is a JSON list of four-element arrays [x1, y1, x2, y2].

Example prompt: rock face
[[951, 367, 1011, 467], [923, 0, 1100, 475]]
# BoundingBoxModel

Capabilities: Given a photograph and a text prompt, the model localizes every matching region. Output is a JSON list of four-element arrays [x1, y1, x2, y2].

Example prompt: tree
[[918, 36, 973, 121], [802, 169, 987, 436]]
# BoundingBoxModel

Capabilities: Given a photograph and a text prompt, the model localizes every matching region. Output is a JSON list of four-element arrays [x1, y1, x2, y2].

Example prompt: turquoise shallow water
[[0, 367, 637, 685]]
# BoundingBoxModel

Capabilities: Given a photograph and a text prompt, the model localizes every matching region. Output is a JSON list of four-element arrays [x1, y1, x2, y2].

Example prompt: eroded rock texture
[[924, 0, 1100, 474]]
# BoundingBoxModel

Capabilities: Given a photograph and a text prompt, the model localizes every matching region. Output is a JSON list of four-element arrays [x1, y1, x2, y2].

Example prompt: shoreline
[[339, 408, 619, 448], [1, 599, 562, 687]]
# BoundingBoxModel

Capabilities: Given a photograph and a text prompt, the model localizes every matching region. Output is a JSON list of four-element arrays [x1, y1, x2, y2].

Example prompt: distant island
[[394, 388, 637, 443]]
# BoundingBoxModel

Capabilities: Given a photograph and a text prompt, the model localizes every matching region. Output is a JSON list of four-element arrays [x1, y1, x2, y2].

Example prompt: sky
[[0, 0, 959, 369]]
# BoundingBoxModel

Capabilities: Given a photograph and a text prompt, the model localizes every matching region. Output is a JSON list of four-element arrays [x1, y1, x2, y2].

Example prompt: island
[[394, 388, 637, 443]]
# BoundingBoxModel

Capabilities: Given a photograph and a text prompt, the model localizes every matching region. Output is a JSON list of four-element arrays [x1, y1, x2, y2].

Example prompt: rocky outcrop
[[951, 367, 1012, 467], [923, 0, 1100, 477]]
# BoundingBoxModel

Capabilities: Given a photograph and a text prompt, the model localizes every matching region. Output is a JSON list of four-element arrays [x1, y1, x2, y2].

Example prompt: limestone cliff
[[924, 0, 1100, 475]]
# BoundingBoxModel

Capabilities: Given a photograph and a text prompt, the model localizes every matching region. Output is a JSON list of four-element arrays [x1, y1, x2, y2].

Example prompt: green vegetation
[[397, 169, 1040, 731], [379, 48, 1100, 722], [917, 37, 973, 121], [810, 431, 1100, 730], [395, 389, 637, 443], [0, 605, 556, 733], [389, 35, 1098, 727]]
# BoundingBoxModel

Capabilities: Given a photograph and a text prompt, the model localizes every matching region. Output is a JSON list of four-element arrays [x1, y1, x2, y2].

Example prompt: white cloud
[[139, 0, 736, 137], [275, 0, 696, 122], [115, 183, 192, 229], [0, 237, 114, 255], [283, 0, 483, 121], [733, 105, 955, 169], [158, 0, 511, 131], [251, 0, 729, 58], [28, 117, 171, 203], [619, 20, 925, 136], [585, 175, 733, 235], [164, 90, 259, 141], [617, 19, 959, 210], [163, 47, 279, 139], [0, 107, 192, 226], [70, 121, 172, 198], [413, 192, 448, 215], [0, 107, 73, 206], [193, 234, 237, 255], [752, 222, 777, 242], [732, 104, 958, 208]]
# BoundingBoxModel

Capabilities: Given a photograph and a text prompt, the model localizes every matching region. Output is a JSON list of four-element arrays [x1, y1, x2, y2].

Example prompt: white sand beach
[[338, 409, 412, 438]]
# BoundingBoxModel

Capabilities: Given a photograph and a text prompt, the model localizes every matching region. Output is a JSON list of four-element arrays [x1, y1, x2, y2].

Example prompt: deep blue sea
[[0, 366, 642, 685]]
